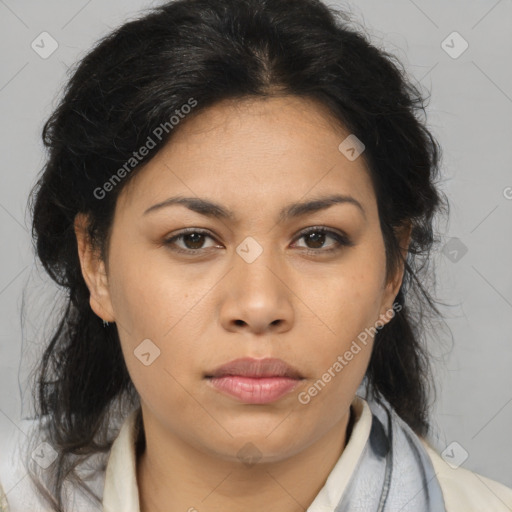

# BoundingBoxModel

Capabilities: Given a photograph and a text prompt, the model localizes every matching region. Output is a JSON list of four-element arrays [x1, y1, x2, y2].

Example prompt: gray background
[[1, 0, 511, 493]]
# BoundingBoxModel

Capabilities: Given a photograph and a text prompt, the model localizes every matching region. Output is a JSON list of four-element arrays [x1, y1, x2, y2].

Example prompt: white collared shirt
[[2, 396, 512, 511]]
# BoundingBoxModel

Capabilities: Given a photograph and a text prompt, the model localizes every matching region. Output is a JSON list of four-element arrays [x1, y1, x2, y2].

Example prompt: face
[[75, 95, 408, 463]]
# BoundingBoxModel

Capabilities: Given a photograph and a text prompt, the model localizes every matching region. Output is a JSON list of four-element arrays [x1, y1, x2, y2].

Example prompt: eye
[[163, 226, 353, 256], [163, 228, 220, 254], [292, 227, 353, 254]]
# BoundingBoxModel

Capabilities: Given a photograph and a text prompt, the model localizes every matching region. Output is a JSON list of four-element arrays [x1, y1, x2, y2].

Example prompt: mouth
[[204, 357, 305, 404]]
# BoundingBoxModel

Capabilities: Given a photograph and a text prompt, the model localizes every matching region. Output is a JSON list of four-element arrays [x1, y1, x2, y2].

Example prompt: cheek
[[107, 247, 210, 384], [107, 240, 191, 337], [296, 271, 382, 413], [296, 252, 387, 372], [108, 262, 201, 417], [308, 261, 385, 334]]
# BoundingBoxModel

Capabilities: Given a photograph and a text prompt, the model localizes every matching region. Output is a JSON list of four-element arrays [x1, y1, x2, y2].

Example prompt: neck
[[137, 406, 354, 512]]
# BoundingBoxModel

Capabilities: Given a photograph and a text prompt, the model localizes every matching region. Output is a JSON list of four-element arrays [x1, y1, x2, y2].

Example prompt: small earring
[[103, 320, 110, 327]]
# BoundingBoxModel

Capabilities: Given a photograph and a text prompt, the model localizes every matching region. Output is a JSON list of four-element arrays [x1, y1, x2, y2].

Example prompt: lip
[[205, 357, 304, 404], [206, 357, 303, 379]]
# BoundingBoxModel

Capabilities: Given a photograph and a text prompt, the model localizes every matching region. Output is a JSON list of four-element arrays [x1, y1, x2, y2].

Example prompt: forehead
[[117, 95, 375, 219]]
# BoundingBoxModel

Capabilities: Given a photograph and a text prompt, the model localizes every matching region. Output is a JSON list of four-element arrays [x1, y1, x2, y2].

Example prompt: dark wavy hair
[[24, 0, 449, 509]]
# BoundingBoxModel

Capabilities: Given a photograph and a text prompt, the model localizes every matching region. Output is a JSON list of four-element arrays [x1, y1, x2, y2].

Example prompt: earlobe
[[377, 277, 403, 329], [74, 213, 115, 323], [378, 221, 412, 325], [390, 220, 412, 297]]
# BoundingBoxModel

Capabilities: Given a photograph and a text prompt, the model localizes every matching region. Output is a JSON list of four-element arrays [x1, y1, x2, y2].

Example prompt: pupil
[[307, 232, 325, 249], [185, 233, 204, 249]]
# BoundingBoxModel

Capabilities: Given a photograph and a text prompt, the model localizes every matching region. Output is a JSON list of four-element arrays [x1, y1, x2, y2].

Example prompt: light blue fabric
[[335, 393, 446, 511], [1, 389, 447, 511]]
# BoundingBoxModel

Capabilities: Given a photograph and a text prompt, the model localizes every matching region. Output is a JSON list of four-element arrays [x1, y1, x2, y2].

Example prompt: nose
[[219, 247, 294, 335]]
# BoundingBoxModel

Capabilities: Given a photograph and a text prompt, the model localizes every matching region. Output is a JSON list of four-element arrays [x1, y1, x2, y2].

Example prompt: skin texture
[[75, 95, 410, 512]]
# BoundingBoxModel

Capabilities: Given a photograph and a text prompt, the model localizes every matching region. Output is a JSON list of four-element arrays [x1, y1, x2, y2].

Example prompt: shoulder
[[420, 438, 512, 511], [0, 414, 110, 512], [0, 415, 99, 512], [0, 480, 9, 512], [0, 416, 45, 512]]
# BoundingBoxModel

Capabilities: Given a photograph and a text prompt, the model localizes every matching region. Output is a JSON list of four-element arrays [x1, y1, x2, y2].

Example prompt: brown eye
[[163, 226, 353, 257], [303, 230, 328, 249], [181, 232, 207, 249], [164, 229, 219, 254], [293, 227, 353, 254]]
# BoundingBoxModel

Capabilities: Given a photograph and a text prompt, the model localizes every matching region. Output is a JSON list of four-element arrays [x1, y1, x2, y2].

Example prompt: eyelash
[[163, 226, 353, 256]]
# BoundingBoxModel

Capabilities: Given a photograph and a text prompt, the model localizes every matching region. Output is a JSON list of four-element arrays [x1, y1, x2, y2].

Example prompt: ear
[[74, 213, 115, 323], [377, 221, 412, 326]]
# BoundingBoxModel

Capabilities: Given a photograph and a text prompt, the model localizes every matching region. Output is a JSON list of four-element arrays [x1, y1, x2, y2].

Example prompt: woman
[[1, 0, 511, 510]]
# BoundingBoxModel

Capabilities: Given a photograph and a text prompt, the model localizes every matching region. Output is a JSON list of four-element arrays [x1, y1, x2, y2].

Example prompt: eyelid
[[163, 225, 353, 254], [291, 226, 354, 253], [293, 225, 351, 243], [163, 228, 219, 251]]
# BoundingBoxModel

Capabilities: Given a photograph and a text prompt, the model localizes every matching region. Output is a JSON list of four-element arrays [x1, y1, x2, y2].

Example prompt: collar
[[102, 395, 372, 512]]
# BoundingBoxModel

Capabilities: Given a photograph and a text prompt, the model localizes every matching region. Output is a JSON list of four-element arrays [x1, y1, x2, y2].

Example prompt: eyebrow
[[143, 193, 366, 222]]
